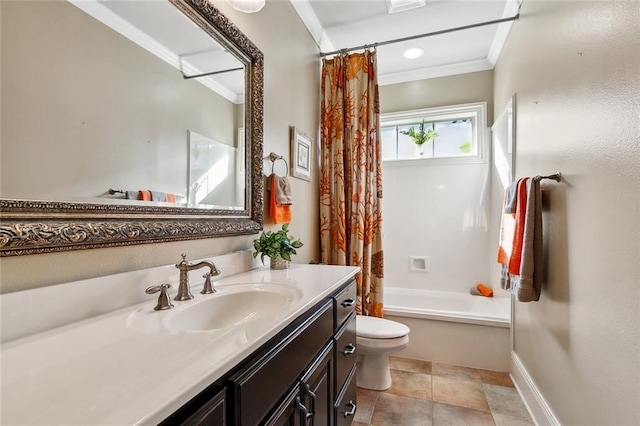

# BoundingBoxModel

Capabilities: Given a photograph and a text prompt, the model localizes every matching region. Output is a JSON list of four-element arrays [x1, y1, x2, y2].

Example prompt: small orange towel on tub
[[269, 174, 291, 224], [477, 284, 493, 297]]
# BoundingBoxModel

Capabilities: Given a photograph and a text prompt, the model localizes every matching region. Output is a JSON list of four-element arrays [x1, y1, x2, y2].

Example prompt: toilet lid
[[356, 315, 410, 339]]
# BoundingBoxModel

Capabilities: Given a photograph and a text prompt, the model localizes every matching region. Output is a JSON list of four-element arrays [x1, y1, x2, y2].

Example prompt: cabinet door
[[230, 300, 333, 425], [181, 389, 226, 426], [334, 366, 357, 426], [301, 343, 334, 426], [269, 341, 334, 426], [159, 387, 226, 426], [264, 386, 303, 426]]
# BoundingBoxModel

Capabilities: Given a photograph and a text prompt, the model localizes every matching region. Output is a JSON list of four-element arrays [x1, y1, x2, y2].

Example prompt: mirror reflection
[[1, 0, 246, 210], [492, 95, 516, 189], [187, 130, 244, 208]]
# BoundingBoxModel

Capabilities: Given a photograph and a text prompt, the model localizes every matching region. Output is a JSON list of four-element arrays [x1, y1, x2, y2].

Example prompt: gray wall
[[379, 70, 493, 125], [493, 1, 640, 424], [0, 0, 321, 293]]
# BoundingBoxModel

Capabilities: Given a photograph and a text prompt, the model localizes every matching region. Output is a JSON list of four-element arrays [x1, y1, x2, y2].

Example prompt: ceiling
[[70, 0, 520, 98], [290, 0, 521, 85]]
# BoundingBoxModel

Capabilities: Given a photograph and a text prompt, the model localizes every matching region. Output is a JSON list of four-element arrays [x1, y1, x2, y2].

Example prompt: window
[[380, 102, 486, 162]]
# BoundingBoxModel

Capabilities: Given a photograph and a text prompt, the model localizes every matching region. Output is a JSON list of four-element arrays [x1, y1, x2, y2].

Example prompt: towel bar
[[268, 152, 289, 176], [536, 172, 562, 182]]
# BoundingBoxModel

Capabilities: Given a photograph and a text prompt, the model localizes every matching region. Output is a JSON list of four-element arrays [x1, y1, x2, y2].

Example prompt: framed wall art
[[290, 126, 312, 181]]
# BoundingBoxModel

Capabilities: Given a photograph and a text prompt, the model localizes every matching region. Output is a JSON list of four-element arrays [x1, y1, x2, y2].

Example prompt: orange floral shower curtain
[[319, 50, 384, 317]]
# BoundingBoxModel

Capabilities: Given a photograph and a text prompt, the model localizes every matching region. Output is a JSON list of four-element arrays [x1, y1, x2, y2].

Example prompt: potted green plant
[[253, 224, 304, 270], [400, 120, 438, 156]]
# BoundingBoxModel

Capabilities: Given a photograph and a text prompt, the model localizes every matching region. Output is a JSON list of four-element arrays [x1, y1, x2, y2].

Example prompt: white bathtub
[[383, 287, 512, 371], [384, 287, 510, 327]]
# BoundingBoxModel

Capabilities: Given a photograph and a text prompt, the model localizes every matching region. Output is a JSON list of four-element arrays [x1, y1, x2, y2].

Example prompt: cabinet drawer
[[334, 280, 356, 330], [334, 366, 357, 426], [334, 313, 356, 397], [229, 299, 334, 426]]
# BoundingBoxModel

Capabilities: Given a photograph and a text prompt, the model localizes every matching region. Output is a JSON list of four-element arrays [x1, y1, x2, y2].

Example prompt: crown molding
[[288, 0, 334, 52], [378, 59, 493, 86], [290, 0, 518, 84], [487, 0, 522, 66]]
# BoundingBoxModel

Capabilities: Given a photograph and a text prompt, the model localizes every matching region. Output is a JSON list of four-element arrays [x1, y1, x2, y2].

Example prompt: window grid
[[380, 102, 486, 163]]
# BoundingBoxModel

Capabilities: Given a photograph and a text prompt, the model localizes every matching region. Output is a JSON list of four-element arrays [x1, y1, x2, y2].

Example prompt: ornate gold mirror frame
[[0, 0, 264, 257]]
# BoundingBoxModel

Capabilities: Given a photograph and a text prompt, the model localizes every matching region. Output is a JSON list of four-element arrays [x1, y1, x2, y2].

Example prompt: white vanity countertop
[[0, 264, 359, 425]]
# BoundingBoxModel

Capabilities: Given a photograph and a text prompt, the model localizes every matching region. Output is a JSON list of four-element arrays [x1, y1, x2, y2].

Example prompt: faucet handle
[[212, 265, 222, 277], [201, 273, 217, 295], [145, 283, 174, 311]]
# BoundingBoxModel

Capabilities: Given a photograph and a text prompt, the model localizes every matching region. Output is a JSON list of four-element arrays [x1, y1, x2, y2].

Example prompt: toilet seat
[[357, 334, 409, 351], [356, 315, 410, 339]]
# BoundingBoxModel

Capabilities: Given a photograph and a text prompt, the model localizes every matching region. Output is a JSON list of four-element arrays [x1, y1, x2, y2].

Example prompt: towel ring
[[268, 152, 289, 176]]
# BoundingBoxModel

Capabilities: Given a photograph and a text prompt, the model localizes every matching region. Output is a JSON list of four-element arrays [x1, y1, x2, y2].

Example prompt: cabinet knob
[[304, 383, 316, 421], [341, 298, 355, 308], [344, 400, 357, 418], [304, 383, 316, 400], [342, 343, 356, 356]]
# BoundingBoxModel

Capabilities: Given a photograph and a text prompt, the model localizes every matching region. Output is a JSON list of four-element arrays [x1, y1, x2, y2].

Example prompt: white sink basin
[[127, 283, 302, 333]]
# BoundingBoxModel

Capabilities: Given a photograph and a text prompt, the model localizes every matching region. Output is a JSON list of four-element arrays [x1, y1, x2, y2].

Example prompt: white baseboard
[[510, 351, 561, 426]]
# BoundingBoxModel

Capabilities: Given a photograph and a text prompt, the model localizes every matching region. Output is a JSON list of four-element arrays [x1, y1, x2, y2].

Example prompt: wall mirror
[[492, 94, 516, 189], [0, 0, 264, 256]]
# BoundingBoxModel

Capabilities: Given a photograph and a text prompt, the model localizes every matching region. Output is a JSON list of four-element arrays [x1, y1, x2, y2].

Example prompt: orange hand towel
[[508, 178, 529, 275], [138, 190, 152, 201], [496, 179, 528, 270], [166, 193, 176, 203], [477, 284, 493, 297], [496, 191, 511, 266], [497, 178, 528, 290], [497, 179, 521, 266], [269, 175, 291, 224]]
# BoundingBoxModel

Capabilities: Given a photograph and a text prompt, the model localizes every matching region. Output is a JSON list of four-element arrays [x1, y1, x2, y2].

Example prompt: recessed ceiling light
[[385, 0, 427, 14], [404, 48, 424, 59]]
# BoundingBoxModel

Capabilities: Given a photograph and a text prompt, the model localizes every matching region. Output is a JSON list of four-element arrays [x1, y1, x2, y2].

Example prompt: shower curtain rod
[[182, 67, 244, 80], [319, 14, 520, 57]]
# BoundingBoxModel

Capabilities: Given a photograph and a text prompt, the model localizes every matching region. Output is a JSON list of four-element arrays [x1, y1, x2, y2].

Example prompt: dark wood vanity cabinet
[[332, 284, 358, 426], [265, 343, 334, 426], [230, 299, 334, 425], [162, 279, 357, 426]]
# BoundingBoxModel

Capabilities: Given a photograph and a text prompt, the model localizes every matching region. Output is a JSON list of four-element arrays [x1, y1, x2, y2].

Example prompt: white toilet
[[356, 315, 410, 390]]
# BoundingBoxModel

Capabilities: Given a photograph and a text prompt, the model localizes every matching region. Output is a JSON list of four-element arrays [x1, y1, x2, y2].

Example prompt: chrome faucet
[[174, 253, 221, 300]]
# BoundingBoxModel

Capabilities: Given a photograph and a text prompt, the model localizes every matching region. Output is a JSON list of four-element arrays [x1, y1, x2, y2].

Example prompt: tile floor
[[353, 357, 534, 426]]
